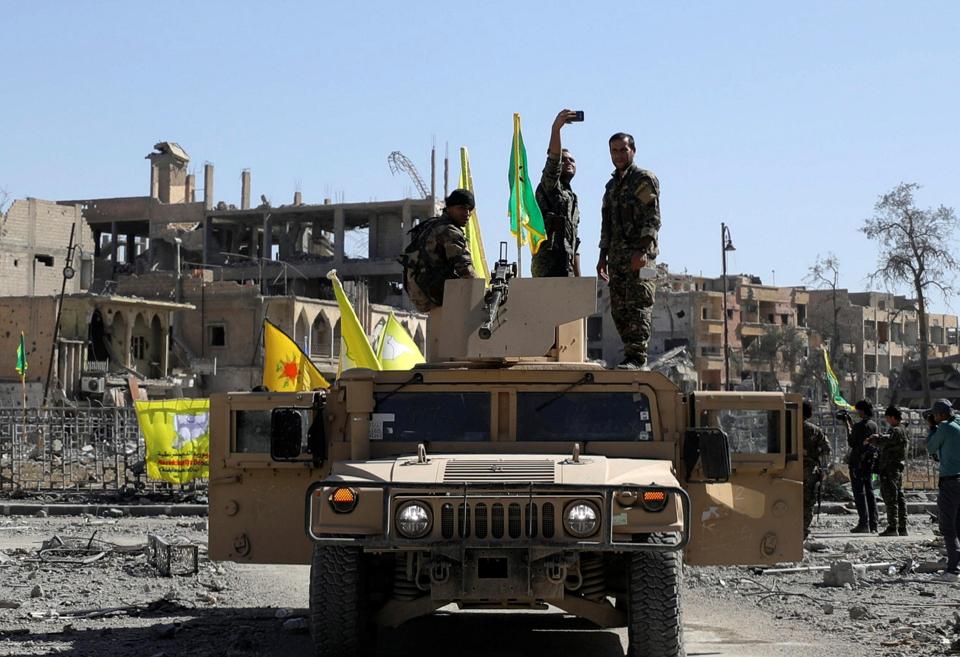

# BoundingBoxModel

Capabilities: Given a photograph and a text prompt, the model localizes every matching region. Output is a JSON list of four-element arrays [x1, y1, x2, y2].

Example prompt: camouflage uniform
[[802, 419, 831, 538], [874, 424, 908, 533], [600, 164, 661, 364], [403, 212, 476, 312], [532, 153, 579, 277]]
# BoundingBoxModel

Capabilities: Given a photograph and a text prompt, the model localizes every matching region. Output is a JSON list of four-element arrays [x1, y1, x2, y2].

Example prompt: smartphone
[[571, 110, 585, 122]]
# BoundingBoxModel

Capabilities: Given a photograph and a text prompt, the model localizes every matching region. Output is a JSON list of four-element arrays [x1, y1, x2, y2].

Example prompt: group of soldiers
[[402, 109, 661, 370], [802, 400, 910, 539]]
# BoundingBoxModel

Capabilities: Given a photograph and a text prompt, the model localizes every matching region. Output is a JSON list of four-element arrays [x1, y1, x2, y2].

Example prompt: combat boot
[[616, 358, 644, 371], [879, 527, 899, 537], [850, 524, 871, 534], [898, 525, 909, 536]]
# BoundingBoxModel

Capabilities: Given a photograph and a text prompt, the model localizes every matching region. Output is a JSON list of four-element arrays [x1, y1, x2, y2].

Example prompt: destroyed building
[[0, 142, 429, 403], [807, 289, 960, 404]]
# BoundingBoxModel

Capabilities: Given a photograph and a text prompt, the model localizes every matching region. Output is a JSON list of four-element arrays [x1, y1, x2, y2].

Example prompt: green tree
[[862, 183, 959, 407]]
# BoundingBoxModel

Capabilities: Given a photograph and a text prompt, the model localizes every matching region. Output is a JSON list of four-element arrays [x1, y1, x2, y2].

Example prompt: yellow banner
[[135, 399, 210, 484], [327, 269, 381, 375], [459, 147, 489, 282], [263, 320, 330, 391], [377, 313, 425, 370]]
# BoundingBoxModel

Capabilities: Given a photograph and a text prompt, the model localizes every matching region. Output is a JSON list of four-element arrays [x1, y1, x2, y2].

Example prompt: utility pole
[[721, 222, 736, 391], [43, 223, 77, 406]]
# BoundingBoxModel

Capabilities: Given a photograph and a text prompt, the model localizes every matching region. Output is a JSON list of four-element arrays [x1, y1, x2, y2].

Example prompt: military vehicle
[[209, 268, 804, 657]]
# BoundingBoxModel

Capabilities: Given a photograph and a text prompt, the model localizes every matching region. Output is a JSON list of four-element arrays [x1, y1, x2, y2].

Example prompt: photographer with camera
[[841, 400, 879, 533], [926, 399, 960, 582]]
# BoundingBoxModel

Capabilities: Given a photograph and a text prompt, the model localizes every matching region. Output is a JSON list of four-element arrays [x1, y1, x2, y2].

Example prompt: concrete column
[[161, 313, 170, 376], [333, 208, 345, 265], [401, 201, 412, 236], [110, 222, 119, 268], [262, 214, 273, 261], [368, 213, 378, 259], [126, 234, 136, 263], [185, 174, 195, 203], [204, 164, 215, 210], [150, 164, 159, 199], [241, 170, 251, 210]]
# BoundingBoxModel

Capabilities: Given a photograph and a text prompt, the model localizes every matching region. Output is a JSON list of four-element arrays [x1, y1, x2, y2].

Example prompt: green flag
[[823, 347, 854, 411], [15, 332, 27, 378], [508, 113, 547, 255]]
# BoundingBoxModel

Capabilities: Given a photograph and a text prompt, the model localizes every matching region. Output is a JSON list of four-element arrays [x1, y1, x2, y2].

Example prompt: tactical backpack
[[398, 217, 445, 312]]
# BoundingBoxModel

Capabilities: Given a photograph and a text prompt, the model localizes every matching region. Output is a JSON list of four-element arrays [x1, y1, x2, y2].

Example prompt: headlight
[[563, 501, 600, 538], [396, 501, 432, 539]]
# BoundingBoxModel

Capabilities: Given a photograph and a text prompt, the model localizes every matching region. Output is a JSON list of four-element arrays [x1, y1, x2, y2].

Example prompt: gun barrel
[[478, 288, 505, 340]]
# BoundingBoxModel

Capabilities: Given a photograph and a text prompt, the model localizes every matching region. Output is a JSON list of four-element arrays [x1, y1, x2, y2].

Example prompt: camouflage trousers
[[879, 467, 907, 531], [803, 473, 819, 538], [531, 248, 575, 278], [608, 260, 655, 363]]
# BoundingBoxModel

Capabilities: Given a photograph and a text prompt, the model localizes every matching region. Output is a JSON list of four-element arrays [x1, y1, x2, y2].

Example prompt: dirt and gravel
[[0, 509, 956, 656]]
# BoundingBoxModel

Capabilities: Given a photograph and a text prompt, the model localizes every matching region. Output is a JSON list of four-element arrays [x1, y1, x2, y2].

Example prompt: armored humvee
[[209, 272, 804, 657]]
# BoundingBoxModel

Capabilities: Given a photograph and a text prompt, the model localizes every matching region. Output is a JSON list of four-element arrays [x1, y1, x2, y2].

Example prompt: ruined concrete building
[[807, 290, 960, 404], [0, 142, 429, 404]]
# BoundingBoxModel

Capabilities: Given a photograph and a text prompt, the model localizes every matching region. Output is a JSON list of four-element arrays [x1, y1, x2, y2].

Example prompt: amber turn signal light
[[330, 487, 359, 513], [641, 490, 668, 512]]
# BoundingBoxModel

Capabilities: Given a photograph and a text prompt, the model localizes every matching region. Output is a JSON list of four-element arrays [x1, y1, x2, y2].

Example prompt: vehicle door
[[682, 392, 804, 566]]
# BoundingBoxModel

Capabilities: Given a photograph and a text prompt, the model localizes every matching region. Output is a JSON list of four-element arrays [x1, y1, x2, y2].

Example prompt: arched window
[[311, 313, 332, 357]]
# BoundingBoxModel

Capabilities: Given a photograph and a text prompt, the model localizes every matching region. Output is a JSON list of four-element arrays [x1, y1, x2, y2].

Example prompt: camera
[[835, 410, 851, 421], [571, 110, 585, 122]]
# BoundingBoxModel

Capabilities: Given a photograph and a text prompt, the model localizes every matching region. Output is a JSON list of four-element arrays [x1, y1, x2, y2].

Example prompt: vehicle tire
[[626, 543, 684, 657], [309, 544, 369, 657]]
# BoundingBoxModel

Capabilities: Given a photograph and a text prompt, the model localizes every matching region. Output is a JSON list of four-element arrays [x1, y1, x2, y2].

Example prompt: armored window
[[233, 409, 311, 454], [517, 392, 655, 442], [586, 316, 603, 341], [699, 409, 781, 454], [369, 392, 491, 442]]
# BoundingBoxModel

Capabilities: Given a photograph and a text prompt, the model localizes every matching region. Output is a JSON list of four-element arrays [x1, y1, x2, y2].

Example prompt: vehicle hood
[[328, 453, 679, 488]]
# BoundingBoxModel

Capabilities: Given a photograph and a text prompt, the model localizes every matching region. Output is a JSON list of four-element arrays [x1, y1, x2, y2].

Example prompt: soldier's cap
[[928, 399, 954, 415], [445, 189, 475, 209]]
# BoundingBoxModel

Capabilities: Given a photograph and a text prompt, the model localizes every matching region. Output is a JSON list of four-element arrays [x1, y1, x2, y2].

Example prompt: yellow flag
[[135, 398, 210, 484], [327, 270, 382, 374], [459, 147, 490, 282], [377, 313, 425, 370], [263, 320, 330, 391]]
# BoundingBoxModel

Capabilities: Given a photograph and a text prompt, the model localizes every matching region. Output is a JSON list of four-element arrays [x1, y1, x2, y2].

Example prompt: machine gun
[[478, 242, 517, 340]]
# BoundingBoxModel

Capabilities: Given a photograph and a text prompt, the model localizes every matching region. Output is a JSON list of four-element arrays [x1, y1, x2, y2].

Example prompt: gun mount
[[478, 243, 517, 340]]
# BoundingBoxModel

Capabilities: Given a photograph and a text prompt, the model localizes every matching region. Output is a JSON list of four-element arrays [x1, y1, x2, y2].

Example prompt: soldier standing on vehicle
[[400, 189, 477, 312], [926, 399, 960, 582], [532, 109, 581, 278], [842, 400, 879, 533], [597, 133, 661, 370], [866, 405, 909, 537], [802, 400, 831, 540]]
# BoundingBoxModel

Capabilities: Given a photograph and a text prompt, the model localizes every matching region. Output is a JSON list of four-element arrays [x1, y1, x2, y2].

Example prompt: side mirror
[[270, 408, 305, 460], [683, 428, 732, 483]]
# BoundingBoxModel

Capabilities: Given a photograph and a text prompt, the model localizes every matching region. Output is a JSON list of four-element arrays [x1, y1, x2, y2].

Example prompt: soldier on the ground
[[842, 400, 879, 533], [400, 189, 476, 312], [802, 400, 831, 540], [597, 133, 661, 370], [532, 109, 580, 278], [866, 405, 909, 537]]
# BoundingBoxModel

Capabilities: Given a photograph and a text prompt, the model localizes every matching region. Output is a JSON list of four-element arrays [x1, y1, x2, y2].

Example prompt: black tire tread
[[309, 544, 363, 657], [627, 542, 684, 657]]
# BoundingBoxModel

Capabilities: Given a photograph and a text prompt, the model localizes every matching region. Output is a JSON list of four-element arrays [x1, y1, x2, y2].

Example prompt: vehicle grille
[[440, 500, 557, 540], [442, 460, 556, 483]]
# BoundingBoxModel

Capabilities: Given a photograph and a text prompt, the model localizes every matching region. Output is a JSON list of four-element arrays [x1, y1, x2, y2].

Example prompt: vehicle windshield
[[517, 392, 654, 441], [369, 392, 491, 442]]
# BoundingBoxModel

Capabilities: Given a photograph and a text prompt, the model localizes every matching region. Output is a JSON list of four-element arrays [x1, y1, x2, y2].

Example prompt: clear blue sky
[[2, 2, 958, 310]]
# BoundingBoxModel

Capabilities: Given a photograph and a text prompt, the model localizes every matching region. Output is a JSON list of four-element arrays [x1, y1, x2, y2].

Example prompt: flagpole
[[513, 113, 523, 278]]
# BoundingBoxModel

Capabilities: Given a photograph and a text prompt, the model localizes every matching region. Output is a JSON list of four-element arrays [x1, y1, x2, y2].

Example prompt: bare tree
[[862, 182, 959, 407], [750, 325, 806, 391], [805, 253, 842, 358]]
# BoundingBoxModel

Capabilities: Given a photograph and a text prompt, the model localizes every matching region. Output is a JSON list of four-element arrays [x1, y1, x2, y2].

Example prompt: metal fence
[[815, 408, 938, 490], [0, 406, 205, 496]]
